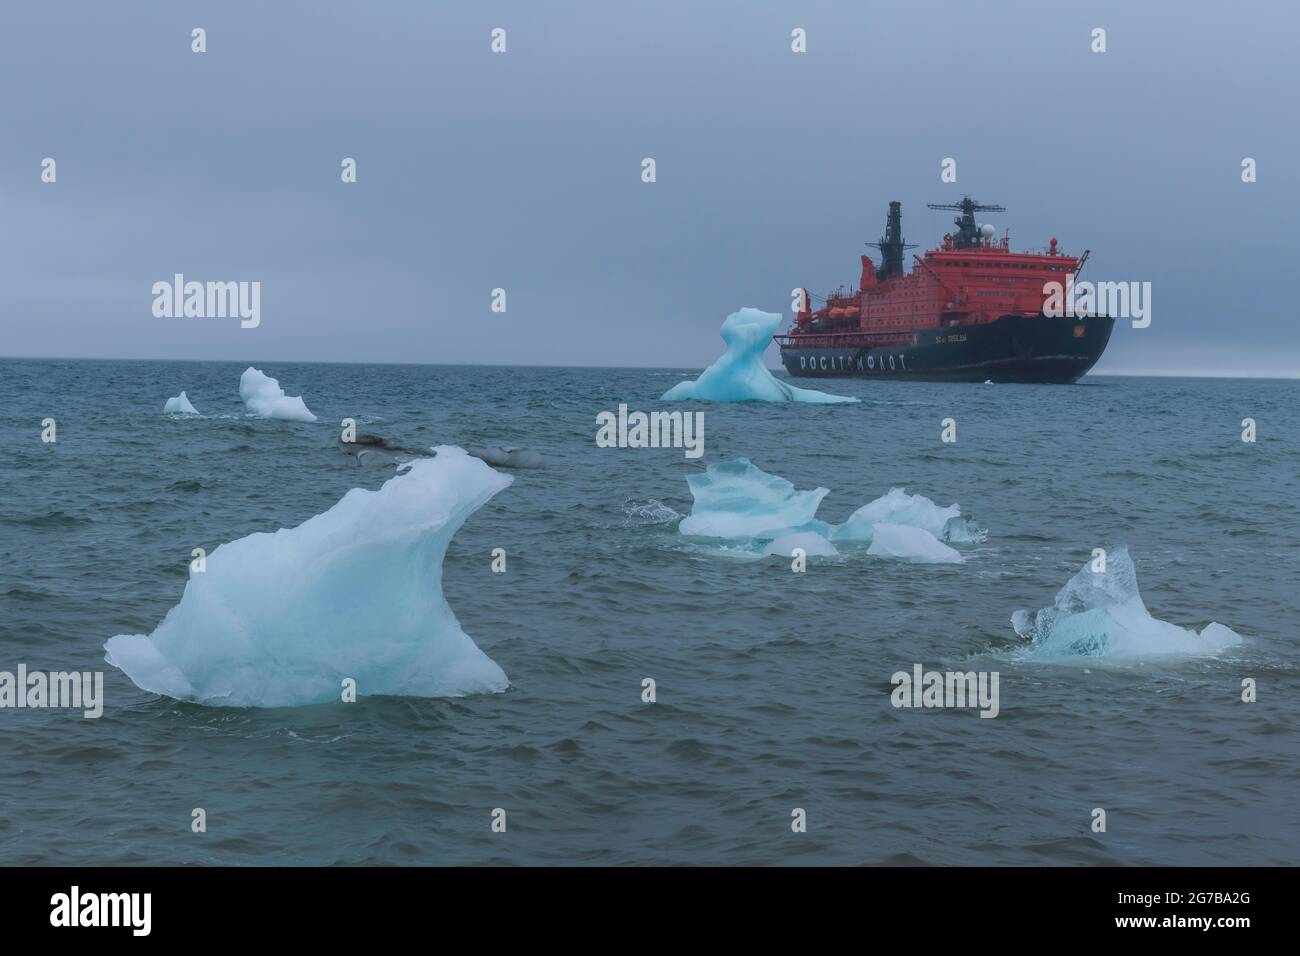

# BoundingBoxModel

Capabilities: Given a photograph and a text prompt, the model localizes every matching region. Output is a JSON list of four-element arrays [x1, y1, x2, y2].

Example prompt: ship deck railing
[[774, 331, 912, 349]]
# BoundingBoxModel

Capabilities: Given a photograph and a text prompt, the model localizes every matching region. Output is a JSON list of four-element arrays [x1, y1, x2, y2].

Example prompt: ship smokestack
[[877, 200, 905, 281]]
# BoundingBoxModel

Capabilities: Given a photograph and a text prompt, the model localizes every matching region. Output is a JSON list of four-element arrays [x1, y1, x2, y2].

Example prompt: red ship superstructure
[[776, 197, 1114, 383]]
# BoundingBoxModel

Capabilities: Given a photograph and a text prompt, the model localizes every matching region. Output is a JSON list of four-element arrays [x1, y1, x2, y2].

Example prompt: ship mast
[[926, 196, 1006, 248], [865, 200, 917, 281]]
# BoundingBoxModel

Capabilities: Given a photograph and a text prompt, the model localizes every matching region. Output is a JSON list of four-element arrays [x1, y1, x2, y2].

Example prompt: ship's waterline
[[780, 314, 1115, 384]]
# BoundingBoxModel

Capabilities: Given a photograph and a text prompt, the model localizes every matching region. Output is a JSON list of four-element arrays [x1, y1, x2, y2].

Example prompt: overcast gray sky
[[2, 0, 1296, 374]]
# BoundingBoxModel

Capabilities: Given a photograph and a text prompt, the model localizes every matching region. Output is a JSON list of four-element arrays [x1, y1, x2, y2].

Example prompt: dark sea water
[[1, 359, 1296, 866]]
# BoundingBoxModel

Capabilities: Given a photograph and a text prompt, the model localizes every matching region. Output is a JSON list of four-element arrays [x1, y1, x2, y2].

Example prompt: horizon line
[[0, 353, 1297, 381]]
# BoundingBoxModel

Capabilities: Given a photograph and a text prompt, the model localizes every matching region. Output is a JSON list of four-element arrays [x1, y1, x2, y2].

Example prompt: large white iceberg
[[678, 458, 830, 539], [240, 367, 317, 422], [104, 446, 511, 707], [1011, 547, 1243, 660], [163, 391, 200, 415], [662, 308, 858, 404], [832, 487, 985, 544]]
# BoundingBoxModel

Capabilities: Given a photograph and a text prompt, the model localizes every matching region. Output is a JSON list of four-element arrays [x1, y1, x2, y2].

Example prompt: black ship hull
[[778, 313, 1115, 384]]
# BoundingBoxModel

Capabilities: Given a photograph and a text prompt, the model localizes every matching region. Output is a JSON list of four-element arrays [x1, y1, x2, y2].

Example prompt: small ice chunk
[[678, 458, 830, 540], [763, 531, 838, 558], [832, 487, 984, 544], [163, 391, 200, 415], [941, 515, 987, 544], [1011, 547, 1244, 660], [239, 367, 317, 422], [866, 523, 963, 564]]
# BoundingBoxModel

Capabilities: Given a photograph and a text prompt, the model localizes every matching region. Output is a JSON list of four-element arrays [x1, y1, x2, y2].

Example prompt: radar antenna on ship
[[926, 196, 1006, 249]]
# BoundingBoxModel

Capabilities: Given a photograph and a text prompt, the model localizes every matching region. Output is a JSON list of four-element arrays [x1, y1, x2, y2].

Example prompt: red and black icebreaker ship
[[777, 197, 1114, 383]]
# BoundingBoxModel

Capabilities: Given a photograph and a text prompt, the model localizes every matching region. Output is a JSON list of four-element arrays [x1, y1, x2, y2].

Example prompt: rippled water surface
[[1, 359, 1296, 865]]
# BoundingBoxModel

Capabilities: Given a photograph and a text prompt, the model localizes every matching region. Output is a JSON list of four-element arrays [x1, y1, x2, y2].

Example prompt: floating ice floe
[[677, 458, 981, 563], [762, 531, 839, 558], [662, 308, 858, 404], [1011, 547, 1243, 660], [104, 446, 511, 706], [678, 458, 830, 540], [832, 486, 986, 545], [239, 367, 317, 422], [866, 523, 961, 564], [163, 391, 200, 415]]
